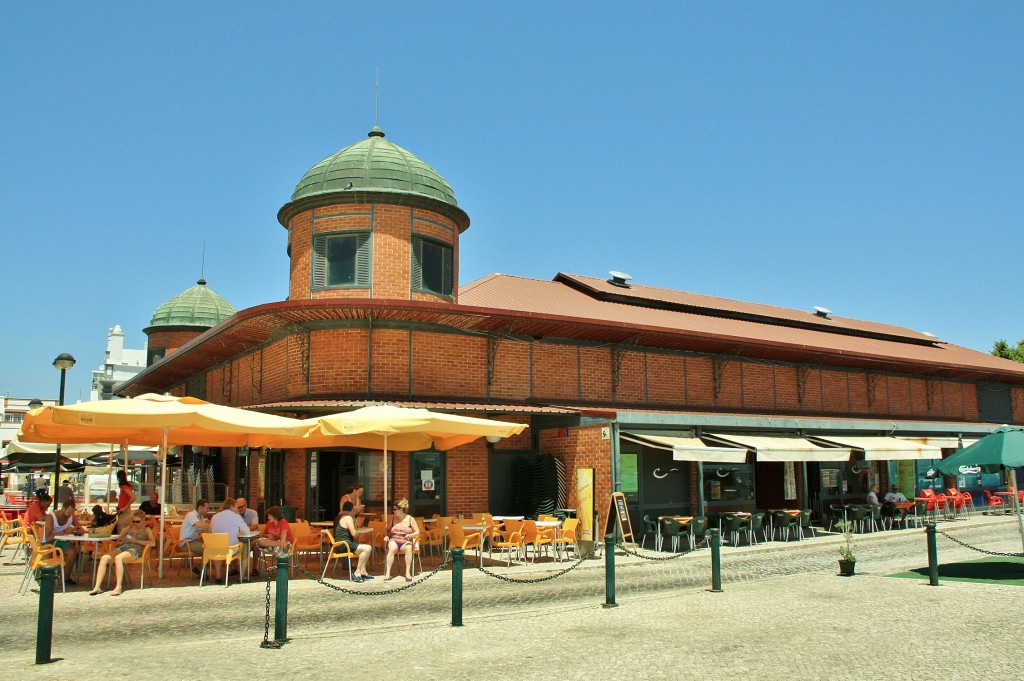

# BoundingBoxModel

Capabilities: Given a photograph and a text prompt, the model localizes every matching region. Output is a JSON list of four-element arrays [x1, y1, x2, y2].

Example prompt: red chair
[[983, 490, 1006, 513]]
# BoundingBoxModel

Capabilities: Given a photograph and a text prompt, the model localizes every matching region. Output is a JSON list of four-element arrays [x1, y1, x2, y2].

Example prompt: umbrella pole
[[1010, 469, 1024, 555], [383, 434, 389, 530], [158, 430, 168, 579], [104, 446, 116, 514]]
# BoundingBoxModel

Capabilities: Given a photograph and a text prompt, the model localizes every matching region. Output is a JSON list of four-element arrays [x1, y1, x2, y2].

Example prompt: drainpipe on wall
[[610, 422, 621, 493]]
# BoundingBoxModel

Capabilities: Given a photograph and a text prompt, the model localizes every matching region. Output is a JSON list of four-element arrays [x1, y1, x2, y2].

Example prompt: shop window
[[312, 233, 371, 289], [977, 382, 1012, 423], [703, 463, 755, 505], [411, 236, 453, 297]]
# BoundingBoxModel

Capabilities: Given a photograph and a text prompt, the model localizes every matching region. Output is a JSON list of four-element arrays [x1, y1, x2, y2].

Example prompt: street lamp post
[[51, 353, 76, 489]]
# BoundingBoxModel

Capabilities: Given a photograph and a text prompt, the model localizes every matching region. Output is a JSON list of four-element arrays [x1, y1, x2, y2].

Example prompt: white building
[[1, 396, 56, 449], [89, 325, 147, 401]]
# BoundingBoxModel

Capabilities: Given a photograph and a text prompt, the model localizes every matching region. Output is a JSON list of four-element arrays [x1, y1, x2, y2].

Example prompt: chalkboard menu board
[[603, 492, 635, 544]]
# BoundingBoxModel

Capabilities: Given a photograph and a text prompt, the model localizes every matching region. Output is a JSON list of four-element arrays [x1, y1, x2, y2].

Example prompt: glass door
[[409, 450, 444, 518]]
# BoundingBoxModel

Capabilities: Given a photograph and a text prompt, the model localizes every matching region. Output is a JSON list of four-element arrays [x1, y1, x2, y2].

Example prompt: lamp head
[[485, 435, 502, 444], [52, 353, 76, 371], [27, 398, 44, 410]]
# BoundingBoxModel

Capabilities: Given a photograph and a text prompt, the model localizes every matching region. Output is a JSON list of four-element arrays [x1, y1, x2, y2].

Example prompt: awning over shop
[[896, 436, 961, 450], [621, 432, 748, 463], [705, 433, 851, 462], [2, 439, 158, 458], [808, 435, 941, 461]]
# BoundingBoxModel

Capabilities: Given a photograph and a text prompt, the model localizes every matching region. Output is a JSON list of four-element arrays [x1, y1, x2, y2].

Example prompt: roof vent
[[812, 306, 833, 319], [608, 271, 633, 289], [921, 331, 939, 339]]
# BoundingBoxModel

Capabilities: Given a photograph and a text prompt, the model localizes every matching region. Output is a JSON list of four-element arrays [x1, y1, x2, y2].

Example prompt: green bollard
[[274, 554, 291, 643], [603, 534, 618, 608], [926, 522, 939, 586], [35, 565, 57, 664], [709, 528, 723, 592], [451, 548, 464, 627]]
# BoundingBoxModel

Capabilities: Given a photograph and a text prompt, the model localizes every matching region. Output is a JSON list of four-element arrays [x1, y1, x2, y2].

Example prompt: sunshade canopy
[[935, 427, 1024, 475], [621, 433, 748, 463], [705, 433, 851, 462], [808, 435, 941, 461], [3, 439, 158, 458]]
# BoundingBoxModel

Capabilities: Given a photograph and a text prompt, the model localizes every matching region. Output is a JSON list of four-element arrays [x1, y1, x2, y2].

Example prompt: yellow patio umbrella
[[20, 393, 312, 576], [306, 405, 528, 520]]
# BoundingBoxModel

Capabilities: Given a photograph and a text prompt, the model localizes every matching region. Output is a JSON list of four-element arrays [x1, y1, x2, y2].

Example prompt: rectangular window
[[312, 233, 371, 290], [412, 236, 453, 297]]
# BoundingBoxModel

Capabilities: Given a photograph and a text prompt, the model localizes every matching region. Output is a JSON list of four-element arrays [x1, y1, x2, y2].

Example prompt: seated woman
[[89, 510, 154, 596], [44, 497, 84, 585], [333, 501, 372, 582], [257, 505, 294, 555], [384, 498, 419, 582]]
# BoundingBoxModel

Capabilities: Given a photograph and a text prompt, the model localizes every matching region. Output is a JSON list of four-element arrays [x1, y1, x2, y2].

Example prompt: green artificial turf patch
[[889, 556, 1024, 586]]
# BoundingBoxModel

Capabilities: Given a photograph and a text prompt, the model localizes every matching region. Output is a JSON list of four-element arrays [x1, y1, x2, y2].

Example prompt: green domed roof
[[147, 279, 236, 330], [289, 127, 458, 207]]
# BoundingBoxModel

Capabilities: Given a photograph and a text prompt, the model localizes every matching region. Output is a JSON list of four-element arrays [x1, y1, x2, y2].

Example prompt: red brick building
[[118, 126, 1024, 535]]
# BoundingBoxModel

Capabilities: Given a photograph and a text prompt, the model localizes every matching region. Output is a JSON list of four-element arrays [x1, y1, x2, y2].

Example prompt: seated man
[[235, 497, 258, 530], [884, 485, 908, 503], [210, 498, 252, 580], [139, 492, 162, 516], [179, 498, 211, 575]]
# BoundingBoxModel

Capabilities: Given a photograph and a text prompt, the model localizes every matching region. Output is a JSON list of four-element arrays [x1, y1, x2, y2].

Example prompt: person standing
[[339, 482, 365, 515], [115, 471, 136, 532], [57, 480, 74, 506]]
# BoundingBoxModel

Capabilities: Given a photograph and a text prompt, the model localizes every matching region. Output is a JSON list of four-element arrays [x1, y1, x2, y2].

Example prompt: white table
[[62, 533, 121, 583]]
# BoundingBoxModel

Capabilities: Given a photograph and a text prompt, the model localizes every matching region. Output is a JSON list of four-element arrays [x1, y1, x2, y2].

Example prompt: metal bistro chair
[[747, 511, 767, 545], [797, 509, 816, 539], [641, 515, 659, 550], [660, 518, 687, 552], [721, 513, 749, 548]]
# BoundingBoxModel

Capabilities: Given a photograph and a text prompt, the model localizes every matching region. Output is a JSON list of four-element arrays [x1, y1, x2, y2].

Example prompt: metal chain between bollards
[[289, 552, 452, 596], [616, 536, 709, 561], [261, 560, 279, 649], [465, 547, 595, 583], [935, 529, 1024, 557]]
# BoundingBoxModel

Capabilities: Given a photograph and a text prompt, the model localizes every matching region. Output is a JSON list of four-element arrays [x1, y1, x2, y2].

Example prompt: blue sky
[[1, 3, 1021, 404]]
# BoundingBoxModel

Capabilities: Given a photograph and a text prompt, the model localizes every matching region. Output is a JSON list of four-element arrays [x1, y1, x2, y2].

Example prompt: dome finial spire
[[375, 66, 380, 128]]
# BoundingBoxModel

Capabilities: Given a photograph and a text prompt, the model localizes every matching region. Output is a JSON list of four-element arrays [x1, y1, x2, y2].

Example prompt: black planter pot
[[838, 559, 856, 576]]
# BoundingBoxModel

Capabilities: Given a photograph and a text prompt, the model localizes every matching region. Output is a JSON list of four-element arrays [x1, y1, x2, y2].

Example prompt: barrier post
[[926, 522, 939, 586], [274, 554, 290, 642], [603, 534, 617, 608], [35, 565, 57, 664], [709, 528, 723, 592], [451, 548, 464, 627]]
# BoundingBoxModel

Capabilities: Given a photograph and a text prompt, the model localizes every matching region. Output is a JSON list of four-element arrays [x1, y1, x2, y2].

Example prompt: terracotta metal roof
[[245, 400, 577, 415], [116, 274, 1024, 397]]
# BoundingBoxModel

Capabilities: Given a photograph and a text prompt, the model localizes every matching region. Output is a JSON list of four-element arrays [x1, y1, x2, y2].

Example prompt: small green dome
[[147, 279, 236, 330], [289, 127, 458, 207]]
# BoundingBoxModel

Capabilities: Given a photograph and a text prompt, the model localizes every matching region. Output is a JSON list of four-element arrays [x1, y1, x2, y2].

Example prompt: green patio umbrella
[[936, 427, 1024, 553]]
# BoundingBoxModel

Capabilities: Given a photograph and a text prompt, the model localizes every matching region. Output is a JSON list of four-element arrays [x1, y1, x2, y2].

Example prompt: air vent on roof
[[812, 306, 833, 319], [921, 331, 938, 339], [608, 271, 633, 288]]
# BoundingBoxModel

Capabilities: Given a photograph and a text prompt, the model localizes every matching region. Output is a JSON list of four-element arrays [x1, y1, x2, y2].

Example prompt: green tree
[[992, 339, 1024, 363]]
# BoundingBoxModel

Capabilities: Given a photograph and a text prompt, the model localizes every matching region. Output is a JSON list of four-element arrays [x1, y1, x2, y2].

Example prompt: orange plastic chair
[[551, 518, 580, 561], [448, 524, 482, 558], [321, 530, 358, 581], [199, 533, 241, 587], [19, 527, 65, 595], [488, 525, 523, 566], [521, 520, 555, 562]]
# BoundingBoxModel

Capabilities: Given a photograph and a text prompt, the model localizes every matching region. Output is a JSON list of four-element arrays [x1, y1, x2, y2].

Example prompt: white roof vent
[[608, 271, 633, 289], [812, 306, 833, 319]]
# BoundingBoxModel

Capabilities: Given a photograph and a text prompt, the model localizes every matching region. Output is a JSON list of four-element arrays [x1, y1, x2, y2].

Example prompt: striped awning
[[809, 435, 941, 461], [621, 433, 748, 463], [705, 433, 851, 462]]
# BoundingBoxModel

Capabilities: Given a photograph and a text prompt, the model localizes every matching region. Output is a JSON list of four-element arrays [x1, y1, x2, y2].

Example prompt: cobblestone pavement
[[1, 514, 1022, 680]]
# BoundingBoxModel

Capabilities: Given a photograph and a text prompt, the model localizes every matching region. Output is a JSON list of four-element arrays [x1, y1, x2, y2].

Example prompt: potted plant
[[836, 520, 856, 576]]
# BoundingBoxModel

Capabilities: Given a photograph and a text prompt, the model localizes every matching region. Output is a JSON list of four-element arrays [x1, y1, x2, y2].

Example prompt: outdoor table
[[237, 530, 261, 580], [62, 533, 121, 584], [310, 521, 333, 528], [492, 515, 524, 521]]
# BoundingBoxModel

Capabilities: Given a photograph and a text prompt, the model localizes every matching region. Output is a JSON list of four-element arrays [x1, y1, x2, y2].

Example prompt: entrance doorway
[[409, 451, 445, 518]]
